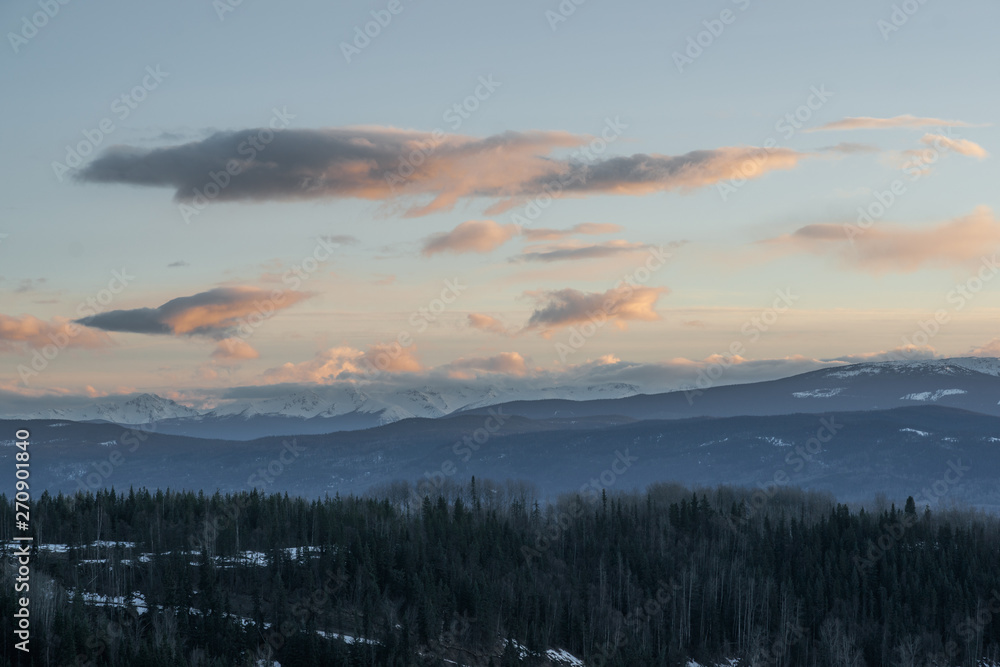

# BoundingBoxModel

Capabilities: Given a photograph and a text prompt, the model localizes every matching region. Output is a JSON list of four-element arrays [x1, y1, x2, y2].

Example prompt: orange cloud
[[261, 343, 422, 384], [762, 207, 1000, 273], [919, 133, 989, 159], [76, 287, 310, 337], [0, 314, 113, 352], [422, 220, 519, 256], [515, 240, 650, 263], [969, 339, 1000, 357], [468, 314, 511, 336], [806, 115, 982, 132], [212, 338, 260, 362], [77, 126, 811, 215], [445, 352, 529, 379], [521, 223, 623, 241], [525, 286, 667, 332]]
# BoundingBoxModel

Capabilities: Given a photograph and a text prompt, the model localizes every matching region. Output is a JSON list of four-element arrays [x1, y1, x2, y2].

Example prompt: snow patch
[[792, 388, 844, 398], [901, 389, 967, 402], [546, 648, 585, 666]]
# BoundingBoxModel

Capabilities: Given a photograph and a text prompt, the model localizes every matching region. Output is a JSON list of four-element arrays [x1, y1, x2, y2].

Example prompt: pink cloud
[[468, 314, 511, 336], [762, 207, 1000, 273], [445, 352, 529, 378], [525, 286, 667, 332], [261, 343, 422, 384], [0, 314, 113, 352], [211, 338, 261, 362], [422, 220, 519, 256], [806, 115, 982, 132]]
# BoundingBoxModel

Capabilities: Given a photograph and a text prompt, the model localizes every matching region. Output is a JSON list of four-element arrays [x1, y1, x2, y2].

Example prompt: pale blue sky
[[2, 0, 998, 404]]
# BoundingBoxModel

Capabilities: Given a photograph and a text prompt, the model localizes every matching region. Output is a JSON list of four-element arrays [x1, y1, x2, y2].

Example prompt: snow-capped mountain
[[1, 382, 644, 439], [19, 393, 201, 424], [8, 358, 1000, 439], [457, 358, 1000, 422]]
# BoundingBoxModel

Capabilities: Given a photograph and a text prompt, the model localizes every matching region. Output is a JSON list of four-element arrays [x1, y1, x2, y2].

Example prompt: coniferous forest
[[2, 481, 999, 667]]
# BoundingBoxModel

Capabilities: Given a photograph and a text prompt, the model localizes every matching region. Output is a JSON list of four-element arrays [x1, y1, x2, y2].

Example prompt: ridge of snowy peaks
[[26, 394, 201, 424], [823, 357, 1000, 379]]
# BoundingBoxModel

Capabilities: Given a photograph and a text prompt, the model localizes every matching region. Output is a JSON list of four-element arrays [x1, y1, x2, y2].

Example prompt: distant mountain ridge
[[456, 358, 1000, 422], [7, 357, 1000, 439], [4, 382, 644, 439], [4, 405, 999, 509]]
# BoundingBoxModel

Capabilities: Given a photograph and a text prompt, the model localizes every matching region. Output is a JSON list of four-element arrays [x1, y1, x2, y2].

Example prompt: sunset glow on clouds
[[2, 0, 998, 408], [763, 207, 1000, 273]]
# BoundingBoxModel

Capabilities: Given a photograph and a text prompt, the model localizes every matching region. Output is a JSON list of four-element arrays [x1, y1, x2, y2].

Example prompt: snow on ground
[[546, 647, 585, 665], [827, 366, 884, 378], [500, 639, 584, 665], [901, 389, 967, 402], [792, 388, 844, 398], [72, 590, 149, 614], [91, 540, 136, 548], [3, 540, 325, 568], [315, 630, 379, 645]]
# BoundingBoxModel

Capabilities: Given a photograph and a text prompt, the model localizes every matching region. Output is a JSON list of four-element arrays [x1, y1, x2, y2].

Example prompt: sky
[[1, 0, 999, 410]]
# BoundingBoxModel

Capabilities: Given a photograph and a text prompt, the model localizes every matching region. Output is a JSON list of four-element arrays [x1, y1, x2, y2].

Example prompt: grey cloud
[[75, 127, 810, 216]]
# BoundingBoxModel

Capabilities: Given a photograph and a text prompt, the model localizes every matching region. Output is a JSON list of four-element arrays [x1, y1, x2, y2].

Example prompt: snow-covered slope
[[22, 394, 201, 424]]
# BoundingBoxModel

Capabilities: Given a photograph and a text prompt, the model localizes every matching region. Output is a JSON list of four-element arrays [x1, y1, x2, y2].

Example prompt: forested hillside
[[1, 481, 999, 666]]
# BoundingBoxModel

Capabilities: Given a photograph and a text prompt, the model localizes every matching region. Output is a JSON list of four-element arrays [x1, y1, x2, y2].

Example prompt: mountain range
[[6, 357, 1000, 437], [4, 357, 1000, 509]]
